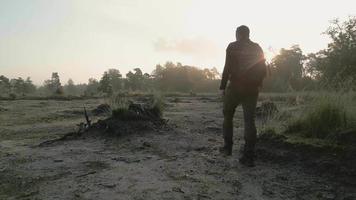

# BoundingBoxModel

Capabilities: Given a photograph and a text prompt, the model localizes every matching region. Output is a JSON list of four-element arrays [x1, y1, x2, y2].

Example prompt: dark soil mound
[[93, 102, 166, 136], [92, 104, 111, 116], [38, 102, 167, 146]]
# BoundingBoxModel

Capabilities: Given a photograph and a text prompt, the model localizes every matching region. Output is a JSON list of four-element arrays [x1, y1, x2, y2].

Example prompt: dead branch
[[84, 107, 91, 128]]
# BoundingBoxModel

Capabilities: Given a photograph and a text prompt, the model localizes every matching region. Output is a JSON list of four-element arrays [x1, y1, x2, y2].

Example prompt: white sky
[[0, 0, 355, 85]]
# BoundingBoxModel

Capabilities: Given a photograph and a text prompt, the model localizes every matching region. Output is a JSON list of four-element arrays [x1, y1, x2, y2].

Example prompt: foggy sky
[[0, 0, 354, 85]]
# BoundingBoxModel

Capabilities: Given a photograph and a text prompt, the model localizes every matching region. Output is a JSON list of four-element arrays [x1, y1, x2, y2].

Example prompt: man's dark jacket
[[220, 39, 266, 92]]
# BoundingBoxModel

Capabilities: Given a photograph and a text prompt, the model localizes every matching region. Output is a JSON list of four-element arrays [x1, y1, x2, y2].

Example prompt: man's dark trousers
[[223, 86, 258, 155]]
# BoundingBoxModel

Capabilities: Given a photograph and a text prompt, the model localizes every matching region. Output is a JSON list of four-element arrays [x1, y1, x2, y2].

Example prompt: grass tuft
[[109, 92, 165, 120], [286, 93, 356, 139], [106, 93, 130, 111], [150, 92, 165, 117]]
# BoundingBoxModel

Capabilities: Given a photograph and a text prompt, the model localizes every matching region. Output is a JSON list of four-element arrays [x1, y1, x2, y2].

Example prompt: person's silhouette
[[219, 25, 267, 167]]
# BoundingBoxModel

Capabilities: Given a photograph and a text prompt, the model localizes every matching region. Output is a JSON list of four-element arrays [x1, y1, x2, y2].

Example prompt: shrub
[[106, 93, 129, 111], [286, 93, 356, 139], [112, 108, 140, 120], [150, 92, 165, 117], [109, 92, 165, 120], [260, 126, 277, 135]]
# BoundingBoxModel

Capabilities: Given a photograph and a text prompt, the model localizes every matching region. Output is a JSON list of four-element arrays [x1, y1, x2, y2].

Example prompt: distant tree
[[11, 77, 26, 95], [108, 69, 122, 91], [98, 69, 123, 95], [8, 77, 35, 96], [24, 77, 36, 94], [152, 64, 164, 80], [51, 72, 61, 92], [142, 72, 153, 90], [267, 45, 305, 91], [306, 17, 356, 88], [85, 78, 100, 96], [43, 72, 63, 95], [0, 75, 11, 95], [203, 67, 220, 80], [210, 67, 221, 79], [64, 79, 77, 95], [152, 62, 219, 92], [125, 68, 145, 91], [98, 72, 112, 96]]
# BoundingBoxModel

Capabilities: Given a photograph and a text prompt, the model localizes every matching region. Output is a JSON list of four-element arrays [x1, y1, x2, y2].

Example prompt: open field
[[0, 94, 355, 200]]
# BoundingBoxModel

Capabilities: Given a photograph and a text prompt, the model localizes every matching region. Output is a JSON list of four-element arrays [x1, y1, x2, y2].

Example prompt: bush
[[286, 93, 356, 139], [260, 126, 277, 135], [112, 108, 140, 120], [109, 92, 165, 120], [106, 93, 129, 111], [150, 92, 165, 117]]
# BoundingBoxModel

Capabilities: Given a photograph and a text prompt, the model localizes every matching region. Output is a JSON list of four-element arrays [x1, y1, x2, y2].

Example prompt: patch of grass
[[260, 126, 278, 135], [110, 92, 165, 120], [285, 135, 343, 150], [150, 92, 165, 117], [106, 93, 130, 111], [285, 93, 356, 139]]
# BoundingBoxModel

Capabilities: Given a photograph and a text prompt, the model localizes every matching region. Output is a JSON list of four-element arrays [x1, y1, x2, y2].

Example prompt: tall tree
[[151, 62, 219, 92], [64, 79, 77, 95], [0, 75, 11, 95], [126, 68, 145, 91], [44, 72, 63, 95], [98, 72, 113, 96], [85, 78, 100, 96], [11, 77, 26, 95], [306, 17, 356, 88], [98, 69, 123, 95], [269, 45, 305, 90], [24, 77, 36, 94]]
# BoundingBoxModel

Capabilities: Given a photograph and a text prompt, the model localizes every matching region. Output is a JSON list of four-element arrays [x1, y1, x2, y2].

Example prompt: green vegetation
[[307, 17, 356, 89], [258, 92, 356, 148], [0, 75, 36, 97], [106, 93, 130, 111], [110, 92, 165, 120], [2, 17, 355, 98], [286, 93, 356, 139], [150, 92, 165, 117], [1, 17, 356, 147]]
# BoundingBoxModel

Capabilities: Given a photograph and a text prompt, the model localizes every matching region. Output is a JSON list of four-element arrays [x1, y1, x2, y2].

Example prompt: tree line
[[1, 17, 355, 97], [264, 16, 356, 92], [0, 65, 221, 97]]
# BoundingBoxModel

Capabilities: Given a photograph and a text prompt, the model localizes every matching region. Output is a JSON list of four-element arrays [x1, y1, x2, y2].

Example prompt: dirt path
[[0, 98, 355, 199]]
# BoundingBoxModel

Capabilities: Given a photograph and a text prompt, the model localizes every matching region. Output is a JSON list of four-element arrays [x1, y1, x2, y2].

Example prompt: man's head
[[236, 25, 250, 41]]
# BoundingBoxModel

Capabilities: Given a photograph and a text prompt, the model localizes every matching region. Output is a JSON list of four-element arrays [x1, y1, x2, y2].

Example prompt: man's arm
[[257, 44, 265, 62], [219, 45, 232, 90], [256, 44, 267, 87]]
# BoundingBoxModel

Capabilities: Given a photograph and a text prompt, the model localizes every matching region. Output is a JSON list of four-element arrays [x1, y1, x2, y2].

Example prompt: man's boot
[[219, 140, 232, 156], [239, 144, 255, 167], [219, 145, 232, 156]]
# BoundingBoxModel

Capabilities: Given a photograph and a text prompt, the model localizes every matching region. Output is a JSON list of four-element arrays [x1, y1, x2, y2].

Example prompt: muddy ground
[[0, 97, 355, 200]]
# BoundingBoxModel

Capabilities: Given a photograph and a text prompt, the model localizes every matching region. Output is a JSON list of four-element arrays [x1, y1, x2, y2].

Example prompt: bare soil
[[0, 97, 355, 200]]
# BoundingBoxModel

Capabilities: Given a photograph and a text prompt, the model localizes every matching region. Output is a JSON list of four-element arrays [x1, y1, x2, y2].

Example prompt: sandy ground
[[0, 97, 355, 200]]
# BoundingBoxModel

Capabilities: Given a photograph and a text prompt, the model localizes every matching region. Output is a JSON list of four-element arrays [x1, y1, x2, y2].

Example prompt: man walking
[[219, 25, 266, 167]]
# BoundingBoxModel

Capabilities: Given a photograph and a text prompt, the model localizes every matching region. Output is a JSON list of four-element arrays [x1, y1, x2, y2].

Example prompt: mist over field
[[1, 1, 356, 199]]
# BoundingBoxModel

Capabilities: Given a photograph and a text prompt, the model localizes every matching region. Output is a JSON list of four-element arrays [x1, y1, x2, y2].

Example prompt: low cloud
[[154, 37, 219, 58]]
